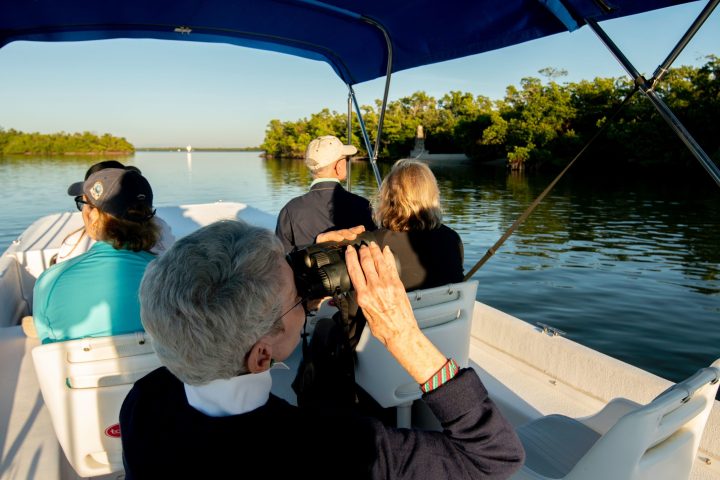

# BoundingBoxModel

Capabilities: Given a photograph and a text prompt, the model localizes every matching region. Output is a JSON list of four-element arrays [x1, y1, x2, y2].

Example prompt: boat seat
[[354, 280, 478, 428], [31, 332, 162, 477], [511, 358, 720, 480]]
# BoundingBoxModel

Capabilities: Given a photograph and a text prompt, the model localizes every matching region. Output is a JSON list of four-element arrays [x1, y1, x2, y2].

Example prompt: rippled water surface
[[1, 152, 718, 383]]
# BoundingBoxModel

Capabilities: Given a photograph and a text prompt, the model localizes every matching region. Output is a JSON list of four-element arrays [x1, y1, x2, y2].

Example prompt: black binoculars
[[286, 231, 378, 300]]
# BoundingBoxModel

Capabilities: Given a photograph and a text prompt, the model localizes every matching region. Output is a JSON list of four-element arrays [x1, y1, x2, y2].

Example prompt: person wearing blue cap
[[31, 167, 160, 343], [51, 161, 175, 264]]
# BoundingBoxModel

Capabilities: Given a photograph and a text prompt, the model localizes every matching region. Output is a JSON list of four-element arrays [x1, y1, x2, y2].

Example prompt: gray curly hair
[[140, 220, 286, 385]]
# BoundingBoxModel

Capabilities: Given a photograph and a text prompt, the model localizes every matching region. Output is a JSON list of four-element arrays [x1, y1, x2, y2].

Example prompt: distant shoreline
[[136, 147, 263, 152]]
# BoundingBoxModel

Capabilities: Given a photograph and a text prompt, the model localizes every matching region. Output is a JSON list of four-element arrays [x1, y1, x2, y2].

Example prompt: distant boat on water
[[186, 145, 193, 152]]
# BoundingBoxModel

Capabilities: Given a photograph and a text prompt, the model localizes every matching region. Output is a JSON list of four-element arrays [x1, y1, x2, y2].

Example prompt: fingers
[[380, 245, 400, 277], [315, 231, 344, 243], [345, 244, 367, 292], [315, 224, 365, 243], [358, 243, 381, 285]]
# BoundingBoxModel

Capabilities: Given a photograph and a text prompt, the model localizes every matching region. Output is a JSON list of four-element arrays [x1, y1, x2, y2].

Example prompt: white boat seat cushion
[[517, 414, 600, 478], [354, 280, 478, 428], [31, 332, 162, 477], [512, 359, 719, 480]]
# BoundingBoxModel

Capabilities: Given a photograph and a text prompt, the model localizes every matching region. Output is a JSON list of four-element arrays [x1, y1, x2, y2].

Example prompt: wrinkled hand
[[346, 242, 448, 384], [315, 225, 365, 244], [345, 242, 417, 347]]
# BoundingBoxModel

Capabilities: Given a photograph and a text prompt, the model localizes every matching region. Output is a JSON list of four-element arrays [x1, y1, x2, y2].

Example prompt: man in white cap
[[275, 135, 375, 254]]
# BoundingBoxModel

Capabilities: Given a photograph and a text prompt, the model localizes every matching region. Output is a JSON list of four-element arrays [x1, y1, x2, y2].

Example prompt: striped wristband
[[420, 358, 459, 394]]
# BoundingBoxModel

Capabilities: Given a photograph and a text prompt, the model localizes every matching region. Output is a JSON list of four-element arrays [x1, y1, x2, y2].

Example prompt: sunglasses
[[74, 196, 94, 211]]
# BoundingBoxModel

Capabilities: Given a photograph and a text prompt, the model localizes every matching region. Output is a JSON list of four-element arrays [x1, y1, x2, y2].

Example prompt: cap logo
[[137, 194, 146, 200], [90, 181, 104, 200]]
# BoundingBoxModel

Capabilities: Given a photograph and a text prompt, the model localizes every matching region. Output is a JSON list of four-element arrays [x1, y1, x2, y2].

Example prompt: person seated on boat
[[275, 135, 376, 254], [120, 220, 524, 479], [330, 159, 463, 352], [51, 160, 174, 265], [302, 159, 464, 349], [31, 168, 160, 344], [372, 158, 464, 291]]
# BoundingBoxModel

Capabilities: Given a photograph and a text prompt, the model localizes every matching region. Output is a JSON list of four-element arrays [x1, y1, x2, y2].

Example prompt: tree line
[[0, 129, 134, 155], [261, 56, 719, 173]]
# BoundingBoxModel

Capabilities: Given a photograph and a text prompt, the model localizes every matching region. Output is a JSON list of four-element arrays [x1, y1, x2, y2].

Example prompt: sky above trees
[[0, 2, 717, 148]]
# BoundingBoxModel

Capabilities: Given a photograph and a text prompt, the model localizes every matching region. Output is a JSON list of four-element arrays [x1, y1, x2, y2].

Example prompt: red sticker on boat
[[105, 424, 121, 438]]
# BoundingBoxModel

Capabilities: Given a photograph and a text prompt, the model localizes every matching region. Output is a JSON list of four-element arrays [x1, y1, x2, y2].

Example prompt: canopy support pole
[[363, 17, 393, 173], [349, 85, 383, 186], [346, 91, 353, 192], [345, 15, 393, 188], [651, 0, 719, 87], [587, 10, 720, 187]]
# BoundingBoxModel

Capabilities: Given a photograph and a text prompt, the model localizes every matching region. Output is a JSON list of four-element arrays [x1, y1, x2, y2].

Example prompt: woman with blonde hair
[[373, 159, 464, 290]]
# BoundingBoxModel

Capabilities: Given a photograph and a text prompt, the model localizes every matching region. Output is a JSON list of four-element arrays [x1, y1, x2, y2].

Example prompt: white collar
[[184, 371, 272, 417], [310, 178, 341, 187]]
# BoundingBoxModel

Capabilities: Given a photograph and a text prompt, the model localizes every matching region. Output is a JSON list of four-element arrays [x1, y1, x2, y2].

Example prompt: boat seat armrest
[[577, 397, 641, 434], [66, 368, 158, 389]]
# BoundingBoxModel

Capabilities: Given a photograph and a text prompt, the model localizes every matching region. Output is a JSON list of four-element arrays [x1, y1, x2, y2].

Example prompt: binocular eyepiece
[[286, 231, 380, 300]]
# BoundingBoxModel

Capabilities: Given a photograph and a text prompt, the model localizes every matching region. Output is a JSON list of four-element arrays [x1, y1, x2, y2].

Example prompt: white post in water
[[410, 125, 428, 159]]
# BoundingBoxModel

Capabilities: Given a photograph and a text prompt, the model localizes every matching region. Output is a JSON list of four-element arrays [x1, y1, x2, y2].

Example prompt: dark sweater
[[120, 367, 524, 479], [275, 181, 376, 254], [375, 225, 464, 291]]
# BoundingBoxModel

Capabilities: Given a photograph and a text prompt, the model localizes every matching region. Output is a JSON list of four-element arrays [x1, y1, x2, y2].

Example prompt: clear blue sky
[[0, 2, 717, 148]]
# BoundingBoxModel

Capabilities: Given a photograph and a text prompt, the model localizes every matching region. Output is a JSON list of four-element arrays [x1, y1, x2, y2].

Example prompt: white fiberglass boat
[[2, 202, 718, 480], [0, 1, 718, 479]]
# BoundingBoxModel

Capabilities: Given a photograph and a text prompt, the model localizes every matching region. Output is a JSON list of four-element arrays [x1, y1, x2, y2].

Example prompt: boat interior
[[1, 0, 719, 478], [1, 204, 718, 479]]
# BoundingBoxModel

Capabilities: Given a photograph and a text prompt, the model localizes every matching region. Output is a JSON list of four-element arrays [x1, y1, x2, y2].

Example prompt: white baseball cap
[[304, 135, 358, 172]]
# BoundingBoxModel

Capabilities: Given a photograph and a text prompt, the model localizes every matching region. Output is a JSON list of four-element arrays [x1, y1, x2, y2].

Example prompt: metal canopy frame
[[462, 0, 720, 278], [344, 12, 392, 189], [342, 0, 719, 191], [586, 0, 720, 187], [1, 1, 715, 189]]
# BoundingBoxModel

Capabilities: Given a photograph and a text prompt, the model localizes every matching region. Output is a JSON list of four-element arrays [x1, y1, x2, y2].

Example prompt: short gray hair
[[140, 220, 286, 385]]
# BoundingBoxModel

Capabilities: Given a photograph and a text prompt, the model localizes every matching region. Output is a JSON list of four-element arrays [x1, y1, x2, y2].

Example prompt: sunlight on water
[[1, 152, 718, 383]]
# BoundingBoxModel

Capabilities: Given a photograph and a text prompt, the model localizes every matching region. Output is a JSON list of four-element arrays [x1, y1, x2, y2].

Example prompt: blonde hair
[[373, 159, 442, 232]]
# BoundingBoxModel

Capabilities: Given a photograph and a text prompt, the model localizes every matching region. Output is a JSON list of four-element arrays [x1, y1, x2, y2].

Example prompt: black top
[[375, 225, 464, 291], [275, 181, 376, 254], [120, 367, 524, 479]]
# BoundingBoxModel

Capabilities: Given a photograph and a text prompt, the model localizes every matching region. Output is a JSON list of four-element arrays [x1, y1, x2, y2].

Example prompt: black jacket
[[375, 225, 464, 291], [120, 367, 524, 479], [275, 181, 376, 254]]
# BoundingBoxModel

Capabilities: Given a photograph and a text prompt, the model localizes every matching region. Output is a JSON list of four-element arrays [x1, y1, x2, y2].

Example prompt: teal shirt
[[32, 241, 156, 344]]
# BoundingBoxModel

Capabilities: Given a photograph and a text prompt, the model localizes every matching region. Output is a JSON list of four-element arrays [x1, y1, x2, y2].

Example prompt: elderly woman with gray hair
[[120, 220, 523, 479]]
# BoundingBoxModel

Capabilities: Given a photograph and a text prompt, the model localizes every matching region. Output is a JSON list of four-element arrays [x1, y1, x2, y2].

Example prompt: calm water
[[1, 152, 718, 383]]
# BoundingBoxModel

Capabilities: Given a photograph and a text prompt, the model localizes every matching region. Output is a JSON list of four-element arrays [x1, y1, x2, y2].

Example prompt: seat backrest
[[567, 360, 720, 480], [354, 280, 478, 409], [31, 332, 162, 477]]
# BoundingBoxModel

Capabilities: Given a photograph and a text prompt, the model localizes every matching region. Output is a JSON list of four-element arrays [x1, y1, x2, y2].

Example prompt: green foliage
[[0, 128, 134, 155], [261, 58, 719, 173]]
